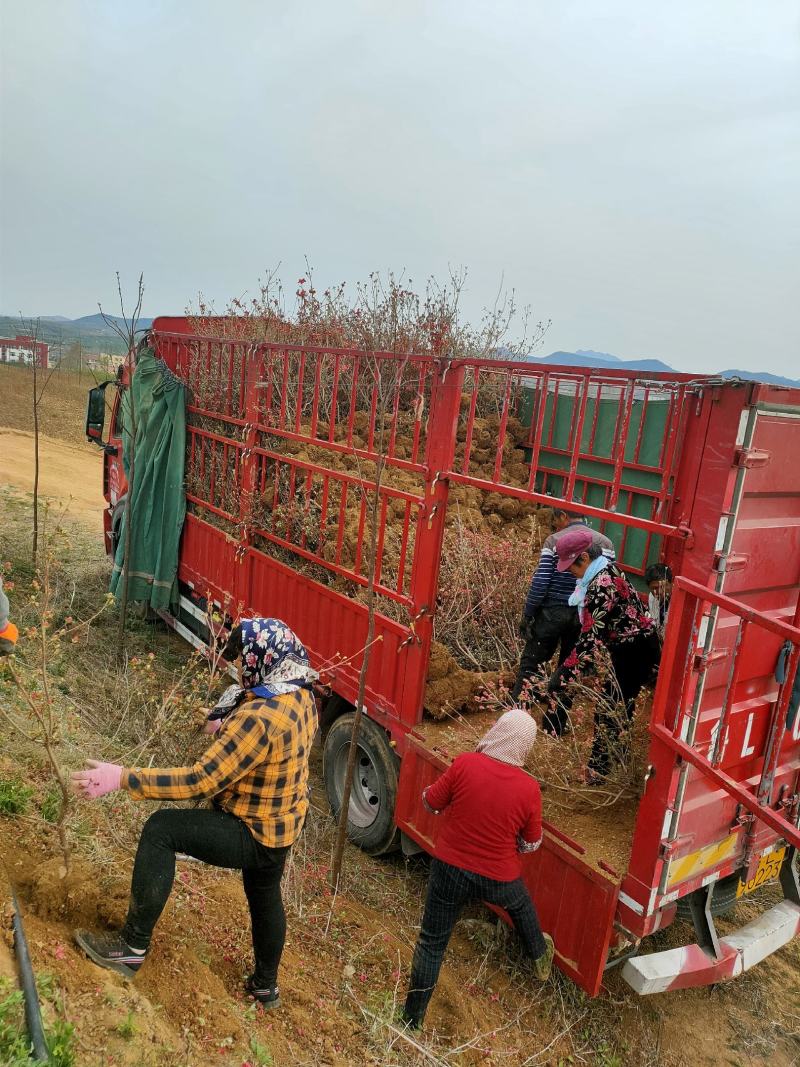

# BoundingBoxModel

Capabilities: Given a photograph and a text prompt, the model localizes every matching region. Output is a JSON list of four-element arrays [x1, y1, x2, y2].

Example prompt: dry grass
[[0, 362, 111, 449]]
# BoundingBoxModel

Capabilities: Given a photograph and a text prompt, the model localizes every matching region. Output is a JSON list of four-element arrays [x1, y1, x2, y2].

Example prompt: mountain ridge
[[533, 350, 799, 387], [3, 315, 798, 386]]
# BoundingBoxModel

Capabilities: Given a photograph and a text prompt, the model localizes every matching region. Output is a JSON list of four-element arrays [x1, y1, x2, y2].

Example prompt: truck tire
[[676, 871, 741, 920], [111, 496, 127, 556], [323, 712, 400, 856]]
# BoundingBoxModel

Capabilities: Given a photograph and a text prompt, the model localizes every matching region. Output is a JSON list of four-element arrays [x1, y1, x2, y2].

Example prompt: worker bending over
[[0, 576, 18, 656], [544, 527, 660, 778], [512, 505, 614, 702], [403, 709, 553, 1030], [71, 618, 318, 1009]]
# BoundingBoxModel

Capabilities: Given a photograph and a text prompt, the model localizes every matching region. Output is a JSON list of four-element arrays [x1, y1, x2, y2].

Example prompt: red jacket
[[423, 752, 542, 882]]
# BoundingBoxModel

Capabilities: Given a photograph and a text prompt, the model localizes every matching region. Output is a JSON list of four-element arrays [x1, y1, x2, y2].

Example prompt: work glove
[[71, 760, 123, 799], [518, 614, 534, 641]]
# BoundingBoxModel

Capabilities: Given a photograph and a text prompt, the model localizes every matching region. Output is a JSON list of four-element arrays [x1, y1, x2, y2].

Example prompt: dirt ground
[[0, 362, 109, 449], [0, 429, 104, 524], [1, 422, 799, 1066]]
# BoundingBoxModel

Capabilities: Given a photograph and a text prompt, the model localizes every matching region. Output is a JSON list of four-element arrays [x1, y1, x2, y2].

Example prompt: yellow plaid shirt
[[121, 688, 318, 848]]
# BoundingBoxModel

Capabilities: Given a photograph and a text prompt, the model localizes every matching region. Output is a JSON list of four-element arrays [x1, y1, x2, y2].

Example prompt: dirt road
[[0, 429, 104, 525]]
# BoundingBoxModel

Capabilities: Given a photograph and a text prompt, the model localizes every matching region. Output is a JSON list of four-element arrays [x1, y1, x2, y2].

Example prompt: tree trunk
[[330, 453, 385, 891], [32, 339, 40, 564], [117, 382, 136, 648]]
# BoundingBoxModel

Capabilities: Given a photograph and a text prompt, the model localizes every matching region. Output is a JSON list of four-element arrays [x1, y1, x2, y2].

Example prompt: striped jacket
[[122, 689, 318, 849], [524, 521, 616, 616]]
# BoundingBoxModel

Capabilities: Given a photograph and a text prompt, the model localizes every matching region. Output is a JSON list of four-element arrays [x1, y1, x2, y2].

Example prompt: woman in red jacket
[[403, 709, 553, 1029]]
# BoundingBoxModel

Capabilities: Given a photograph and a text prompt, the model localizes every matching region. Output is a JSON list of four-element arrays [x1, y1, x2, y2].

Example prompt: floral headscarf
[[240, 618, 318, 697], [208, 617, 318, 721]]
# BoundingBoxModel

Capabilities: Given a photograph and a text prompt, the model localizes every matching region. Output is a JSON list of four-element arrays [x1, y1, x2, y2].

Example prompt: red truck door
[[618, 393, 800, 991]]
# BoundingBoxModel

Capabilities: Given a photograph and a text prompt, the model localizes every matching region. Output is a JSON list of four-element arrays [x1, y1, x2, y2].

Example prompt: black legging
[[589, 631, 661, 775], [544, 630, 660, 774], [121, 808, 290, 986]]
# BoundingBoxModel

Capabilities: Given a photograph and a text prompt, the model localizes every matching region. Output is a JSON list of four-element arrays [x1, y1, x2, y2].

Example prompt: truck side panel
[[239, 543, 419, 732]]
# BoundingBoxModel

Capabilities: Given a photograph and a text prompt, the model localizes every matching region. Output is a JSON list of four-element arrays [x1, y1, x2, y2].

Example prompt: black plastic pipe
[[10, 886, 50, 1063]]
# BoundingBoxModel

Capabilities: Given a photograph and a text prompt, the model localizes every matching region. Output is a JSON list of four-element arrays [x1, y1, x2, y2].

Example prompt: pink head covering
[[555, 525, 594, 572], [476, 709, 538, 766]]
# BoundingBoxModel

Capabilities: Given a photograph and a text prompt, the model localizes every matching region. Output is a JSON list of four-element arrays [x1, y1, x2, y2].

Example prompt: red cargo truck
[[86, 317, 800, 996]]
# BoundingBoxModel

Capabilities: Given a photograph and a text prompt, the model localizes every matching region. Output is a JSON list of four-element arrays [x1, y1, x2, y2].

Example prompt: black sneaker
[[74, 929, 146, 979], [245, 975, 281, 1010]]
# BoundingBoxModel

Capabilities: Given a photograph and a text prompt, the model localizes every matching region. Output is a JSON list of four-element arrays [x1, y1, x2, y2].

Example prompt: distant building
[[0, 334, 50, 368], [85, 352, 125, 373]]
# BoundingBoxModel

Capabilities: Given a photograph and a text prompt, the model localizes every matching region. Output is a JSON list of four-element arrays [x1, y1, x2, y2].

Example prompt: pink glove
[[71, 760, 123, 799], [203, 717, 222, 735]]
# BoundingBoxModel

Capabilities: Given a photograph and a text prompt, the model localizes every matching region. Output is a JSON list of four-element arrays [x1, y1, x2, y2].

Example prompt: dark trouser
[[587, 630, 661, 776], [543, 629, 661, 750], [511, 604, 580, 702], [404, 859, 546, 1026], [121, 808, 290, 987]]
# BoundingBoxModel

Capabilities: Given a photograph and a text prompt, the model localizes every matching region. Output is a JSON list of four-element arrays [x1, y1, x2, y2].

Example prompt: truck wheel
[[111, 497, 126, 555], [323, 712, 400, 856], [676, 871, 741, 920]]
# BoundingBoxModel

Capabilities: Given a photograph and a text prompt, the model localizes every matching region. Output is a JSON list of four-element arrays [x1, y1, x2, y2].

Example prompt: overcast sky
[[1, 1, 798, 376]]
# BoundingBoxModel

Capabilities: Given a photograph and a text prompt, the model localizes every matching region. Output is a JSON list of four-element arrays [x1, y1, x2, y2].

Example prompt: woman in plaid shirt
[[71, 618, 318, 1009]]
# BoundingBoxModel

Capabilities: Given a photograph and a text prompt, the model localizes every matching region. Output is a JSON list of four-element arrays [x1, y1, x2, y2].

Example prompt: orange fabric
[[0, 621, 18, 645]]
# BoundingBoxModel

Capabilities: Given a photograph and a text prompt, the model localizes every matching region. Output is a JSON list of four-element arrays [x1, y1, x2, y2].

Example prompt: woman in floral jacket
[[543, 526, 661, 778]]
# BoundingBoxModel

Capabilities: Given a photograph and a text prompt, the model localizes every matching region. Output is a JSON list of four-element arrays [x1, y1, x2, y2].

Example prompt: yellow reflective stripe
[[666, 832, 739, 888]]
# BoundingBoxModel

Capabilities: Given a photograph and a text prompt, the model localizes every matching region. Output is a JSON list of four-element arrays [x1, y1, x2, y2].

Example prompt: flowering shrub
[[435, 521, 541, 671], [188, 266, 549, 359]]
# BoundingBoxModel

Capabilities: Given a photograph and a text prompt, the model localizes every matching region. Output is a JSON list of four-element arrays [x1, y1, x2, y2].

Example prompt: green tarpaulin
[[110, 347, 186, 611]]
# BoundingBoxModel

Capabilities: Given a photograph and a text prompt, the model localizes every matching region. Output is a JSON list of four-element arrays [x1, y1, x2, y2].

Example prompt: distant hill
[[574, 349, 622, 363], [0, 312, 153, 356], [534, 349, 799, 387], [535, 350, 675, 373], [718, 368, 800, 388], [71, 313, 154, 330], [4, 320, 798, 388]]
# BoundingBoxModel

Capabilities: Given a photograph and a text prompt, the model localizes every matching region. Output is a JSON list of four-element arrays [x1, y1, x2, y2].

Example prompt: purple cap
[[555, 526, 594, 571]]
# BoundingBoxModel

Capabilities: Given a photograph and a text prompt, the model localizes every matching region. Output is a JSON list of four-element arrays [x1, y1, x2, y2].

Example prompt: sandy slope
[[0, 429, 105, 526]]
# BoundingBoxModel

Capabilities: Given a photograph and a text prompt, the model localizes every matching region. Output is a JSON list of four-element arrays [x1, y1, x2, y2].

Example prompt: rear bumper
[[622, 900, 800, 994]]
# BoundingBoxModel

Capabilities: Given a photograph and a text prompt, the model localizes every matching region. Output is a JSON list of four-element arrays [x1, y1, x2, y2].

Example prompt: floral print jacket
[[554, 562, 656, 690]]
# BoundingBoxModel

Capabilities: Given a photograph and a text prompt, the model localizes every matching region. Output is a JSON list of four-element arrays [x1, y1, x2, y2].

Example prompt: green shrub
[[0, 977, 75, 1067], [0, 776, 33, 816], [40, 786, 61, 824]]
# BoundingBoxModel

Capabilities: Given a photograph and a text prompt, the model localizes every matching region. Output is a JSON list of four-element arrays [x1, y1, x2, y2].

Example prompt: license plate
[[736, 846, 786, 898]]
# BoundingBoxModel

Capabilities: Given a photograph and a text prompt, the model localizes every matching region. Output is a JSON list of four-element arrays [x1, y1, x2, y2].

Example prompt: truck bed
[[413, 707, 639, 877]]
